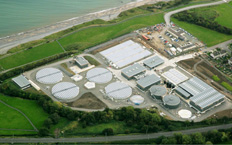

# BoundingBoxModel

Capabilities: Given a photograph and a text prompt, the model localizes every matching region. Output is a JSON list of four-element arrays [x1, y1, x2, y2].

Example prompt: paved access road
[[164, 0, 227, 26], [1, 123, 232, 143]]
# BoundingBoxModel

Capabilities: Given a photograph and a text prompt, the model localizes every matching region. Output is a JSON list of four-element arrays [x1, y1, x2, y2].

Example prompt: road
[[164, 0, 226, 26], [203, 39, 232, 53], [0, 123, 232, 143]]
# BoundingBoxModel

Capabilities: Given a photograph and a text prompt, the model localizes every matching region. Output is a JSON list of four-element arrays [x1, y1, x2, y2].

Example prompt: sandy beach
[[0, 0, 164, 54]]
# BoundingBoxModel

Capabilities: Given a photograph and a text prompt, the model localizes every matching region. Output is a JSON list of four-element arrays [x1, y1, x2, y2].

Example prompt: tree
[[182, 134, 192, 144], [43, 118, 53, 128], [50, 113, 60, 124], [205, 141, 213, 145], [161, 137, 177, 144], [174, 133, 183, 144], [191, 132, 205, 144], [102, 128, 114, 136], [38, 127, 49, 136]]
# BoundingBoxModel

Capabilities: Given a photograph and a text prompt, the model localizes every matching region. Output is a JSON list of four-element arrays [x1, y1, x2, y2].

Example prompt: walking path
[[0, 99, 38, 132]]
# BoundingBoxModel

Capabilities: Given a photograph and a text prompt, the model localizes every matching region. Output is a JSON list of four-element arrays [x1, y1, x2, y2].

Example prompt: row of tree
[[173, 11, 232, 35]]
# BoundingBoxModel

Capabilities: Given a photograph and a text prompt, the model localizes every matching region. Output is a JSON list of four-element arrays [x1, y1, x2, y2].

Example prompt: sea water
[[0, 0, 135, 37]]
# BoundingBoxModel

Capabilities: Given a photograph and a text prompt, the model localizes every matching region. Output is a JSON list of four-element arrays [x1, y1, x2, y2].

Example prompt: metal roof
[[163, 95, 180, 106], [179, 77, 210, 96], [162, 68, 188, 85], [12, 75, 30, 88], [105, 82, 132, 99], [75, 57, 88, 66], [121, 63, 146, 78], [143, 56, 164, 68], [100, 40, 152, 68], [190, 87, 224, 110], [86, 68, 112, 84], [150, 85, 167, 96], [175, 87, 191, 98], [52, 82, 79, 100], [137, 74, 161, 89], [36, 68, 63, 84]]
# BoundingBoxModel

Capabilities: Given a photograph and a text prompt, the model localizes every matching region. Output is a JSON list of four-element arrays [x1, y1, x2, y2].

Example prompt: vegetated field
[[172, 18, 232, 47], [0, 94, 49, 135], [0, 41, 64, 70], [68, 92, 107, 109], [0, 100, 33, 130], [64, 121, 134, 136], [84, 56, 100, 66], [59, 13, 164, 51]]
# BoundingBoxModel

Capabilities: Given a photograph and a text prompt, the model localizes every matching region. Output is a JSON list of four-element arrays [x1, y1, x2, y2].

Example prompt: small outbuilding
[[75, 57, 89, 69], [12, 75, 31, 90], [136, 74, 161, 90], [175, 87, 191, 99]]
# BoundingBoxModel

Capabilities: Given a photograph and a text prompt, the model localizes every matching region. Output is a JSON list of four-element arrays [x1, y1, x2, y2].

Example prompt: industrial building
[[74, 57, 89, 69], [121, 63, 146, 80], [52, 82, 80, 101], [136, 74, 161, 90], [175, 87, 191, 99], [86, 68, 112, 84], [36, 68, 63, 84], [162, 68, 188, 85], [12, 75, 31, 90], [163, 95, 181, 109], [100, 40, 152, 68], [179, 77, 225, 112], [105, 82, 132, 100], [150, 85, 167, 99], [143, 56, 164, 69]]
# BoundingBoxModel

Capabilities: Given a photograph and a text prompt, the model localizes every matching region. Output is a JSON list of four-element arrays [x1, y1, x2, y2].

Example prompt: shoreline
[[0, 0, 163, 54]]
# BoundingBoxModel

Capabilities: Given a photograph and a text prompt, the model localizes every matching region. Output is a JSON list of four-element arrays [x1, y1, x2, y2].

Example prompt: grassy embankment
[[171, 2, 232, 47], [0, 94, 49, 135]]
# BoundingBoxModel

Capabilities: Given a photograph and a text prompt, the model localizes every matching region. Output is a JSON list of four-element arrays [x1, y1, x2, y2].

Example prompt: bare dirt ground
[[68, 92, 107, 109], [178, 57, 201, 69], [208, 109, 232, 119]]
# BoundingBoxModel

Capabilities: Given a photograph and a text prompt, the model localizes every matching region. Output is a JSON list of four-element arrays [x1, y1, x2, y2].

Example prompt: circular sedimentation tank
[[105, 82, 132, 100], [150, 85, 167, 99], [163, 95, 180, 109], [52, 82, 79, 101], [36, 68, 63, 84], [130, 95, 144, 105], [86, 68, 112, 84], [178, 109, 192, 119]]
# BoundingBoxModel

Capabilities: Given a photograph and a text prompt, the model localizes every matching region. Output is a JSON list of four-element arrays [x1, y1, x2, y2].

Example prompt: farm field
[[171, 18, 232, 47], [0, 94, 49, 135], [0, 41, 64, 70]]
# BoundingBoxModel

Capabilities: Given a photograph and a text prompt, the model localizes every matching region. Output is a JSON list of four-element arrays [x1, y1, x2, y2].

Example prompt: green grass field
[[172, 18, 232, 47], [0, 41, 64, 69], [0, 101, 33, 130], [59, 13, 164, 50], [0, 95, 49, 134]]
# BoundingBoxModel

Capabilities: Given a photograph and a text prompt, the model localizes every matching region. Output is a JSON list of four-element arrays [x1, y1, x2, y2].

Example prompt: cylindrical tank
[[163, 95, 180, 109], [150, 85, 167, 100]]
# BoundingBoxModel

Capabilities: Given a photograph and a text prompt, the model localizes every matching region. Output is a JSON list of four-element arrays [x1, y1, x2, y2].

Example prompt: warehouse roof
[[12, 75, 30, 88], [100, 40, 151, 68], [190, 87, 224, 110], [75, 57, 88, 66], [121, 63, 146, 78], [175, 87, 191, 98], [179, 77, 210, 96], [162, 68, 188, 85], [143, 56, 164, 69], [137, 74, 161, 89]]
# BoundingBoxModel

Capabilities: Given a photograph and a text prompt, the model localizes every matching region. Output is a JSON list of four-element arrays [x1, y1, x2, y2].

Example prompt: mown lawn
[[171, 18, 232, 47], [59, 13, 164, 50], [0, 94, 49, 130], [0, 41, 64, 69]]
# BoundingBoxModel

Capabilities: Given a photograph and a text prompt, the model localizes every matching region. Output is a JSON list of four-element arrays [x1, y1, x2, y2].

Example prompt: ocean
[[0, 0, 135, 37]]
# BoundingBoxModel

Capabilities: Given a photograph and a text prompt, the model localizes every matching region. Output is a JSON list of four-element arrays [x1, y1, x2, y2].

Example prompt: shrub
[[212, 75, 221, 82], [102, 128, 114, 136], [221, 82, 232, 92]]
